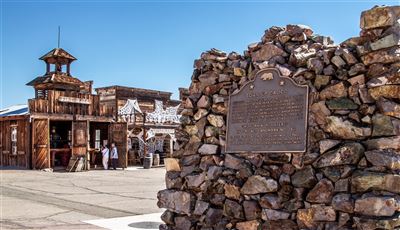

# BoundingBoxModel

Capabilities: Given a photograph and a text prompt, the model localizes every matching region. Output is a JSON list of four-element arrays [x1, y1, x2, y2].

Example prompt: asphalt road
[[0, 167, 166, 229]]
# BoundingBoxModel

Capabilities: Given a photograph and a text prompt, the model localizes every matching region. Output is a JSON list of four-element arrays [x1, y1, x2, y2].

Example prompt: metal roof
[[0, 104, 29, 117]]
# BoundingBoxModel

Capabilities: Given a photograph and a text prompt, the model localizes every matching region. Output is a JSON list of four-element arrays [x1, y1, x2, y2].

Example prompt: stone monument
[[158, 5, 400, 230]]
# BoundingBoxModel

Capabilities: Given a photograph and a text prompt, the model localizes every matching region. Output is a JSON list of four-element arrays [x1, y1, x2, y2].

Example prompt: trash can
[[143, 152, 153, 169]]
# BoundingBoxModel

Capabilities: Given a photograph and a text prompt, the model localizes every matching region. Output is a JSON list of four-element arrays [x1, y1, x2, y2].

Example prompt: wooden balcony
[[28, 90, 114, 118]]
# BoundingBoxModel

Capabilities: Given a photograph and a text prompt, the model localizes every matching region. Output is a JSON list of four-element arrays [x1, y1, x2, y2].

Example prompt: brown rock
[[377, 97, 400, 119], [193, 109, 208, 120], [313, 142, 365, 168], [240, 175, 278, 195], [165, 158, 181, 172], [360, 6, 400, 29], [186, 173, 205, 189], [361, 47, 400, 65], [353, 215, 400, 230], [297, 205, 336, 228], [331, 55, 346, 68], [224, 199, 244, 219], [319, 82, 348, 100], [307, 57, 324, 74], [371, 113, 395, 136], [198, 72, 217, 88], [236, 220, 260, 230], [251, 43, 285, 62], [262, 220, 298, 230], [334, 179, 349, 192], [261, 209, 290, 221], [354, 196, 397, 216], [193, 200, 209, 215], [204, 208, 223, 227], [197, 95, 211, 108], [224, 154, 244, 170], [363, 136, 400, 150], [351, 171, 400, 193], [243, 200, 261, 220], [365, 149, 400, 170], [207, 114, 224, 128], [291, 165, 317, 188], [332, 193, 354, 213], [207, 166, 223, 180], [224, 184, 241, 200], [260, 194, 282, 209], [310, 101, 331, 125], [314, 75, 331, 89], [157, 190, 193, 215], [306, 179, 334, 204], [319, 139, 341, 153], [324, 116, 371, 140], [342, 49, 358, 65], [174, 216, 192, 230]]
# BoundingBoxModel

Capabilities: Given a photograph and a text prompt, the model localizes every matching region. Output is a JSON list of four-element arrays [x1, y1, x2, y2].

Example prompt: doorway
[[49, 120, 72, 169]]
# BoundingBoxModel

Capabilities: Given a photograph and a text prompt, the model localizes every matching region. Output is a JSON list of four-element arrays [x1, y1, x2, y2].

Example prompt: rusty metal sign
[[226, 68, 309, 153]]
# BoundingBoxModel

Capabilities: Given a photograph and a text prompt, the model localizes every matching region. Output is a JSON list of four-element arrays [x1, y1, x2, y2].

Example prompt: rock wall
[[158, 5, 400, 230]]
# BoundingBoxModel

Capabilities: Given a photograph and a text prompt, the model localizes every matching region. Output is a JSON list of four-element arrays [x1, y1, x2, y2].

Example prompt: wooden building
[[95, 86, 182, 166], [1, 48, 116, 170], [1, 47, 183, 170]]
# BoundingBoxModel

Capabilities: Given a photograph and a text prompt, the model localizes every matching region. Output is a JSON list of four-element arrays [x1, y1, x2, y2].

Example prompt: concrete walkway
[[0, 167, 165, 229]]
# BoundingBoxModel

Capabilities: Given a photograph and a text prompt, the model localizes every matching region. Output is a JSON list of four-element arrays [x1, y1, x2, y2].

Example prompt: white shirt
[[102, 148, 109, 158], [111, 147, 118, 159]]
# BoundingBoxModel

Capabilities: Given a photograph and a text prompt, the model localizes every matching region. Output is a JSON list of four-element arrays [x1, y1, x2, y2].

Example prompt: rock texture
[[158, 5, 400, 230]]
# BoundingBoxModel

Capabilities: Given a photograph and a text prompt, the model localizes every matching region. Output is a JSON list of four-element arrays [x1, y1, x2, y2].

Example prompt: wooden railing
[[28, 90, 114, 117]]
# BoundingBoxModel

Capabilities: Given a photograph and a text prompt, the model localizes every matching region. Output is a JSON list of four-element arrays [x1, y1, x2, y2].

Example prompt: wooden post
[[143, 113, 147, 157]]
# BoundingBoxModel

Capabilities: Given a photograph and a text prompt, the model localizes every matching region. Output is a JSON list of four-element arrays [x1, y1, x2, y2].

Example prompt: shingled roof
[[26, 72, 84, 87], [39, 48, 77, 64]]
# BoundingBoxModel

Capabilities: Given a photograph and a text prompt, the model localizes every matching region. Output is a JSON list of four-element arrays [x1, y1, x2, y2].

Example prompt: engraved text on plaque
[[226, 68, 309, 153]]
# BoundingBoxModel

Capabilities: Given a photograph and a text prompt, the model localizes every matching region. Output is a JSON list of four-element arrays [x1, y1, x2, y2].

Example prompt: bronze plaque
[[226, 68, 309, 153]]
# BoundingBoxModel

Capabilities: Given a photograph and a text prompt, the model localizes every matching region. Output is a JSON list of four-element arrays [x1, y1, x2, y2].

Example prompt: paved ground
[[0, 167, 166, 229]]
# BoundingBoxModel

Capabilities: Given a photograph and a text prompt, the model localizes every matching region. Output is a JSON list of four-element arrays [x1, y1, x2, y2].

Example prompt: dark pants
[[111, 158, 118, 170]]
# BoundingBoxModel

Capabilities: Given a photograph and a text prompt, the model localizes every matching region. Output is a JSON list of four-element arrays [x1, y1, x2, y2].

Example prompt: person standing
[[101, 144, 109, 170], [110, 143, 118, 170]]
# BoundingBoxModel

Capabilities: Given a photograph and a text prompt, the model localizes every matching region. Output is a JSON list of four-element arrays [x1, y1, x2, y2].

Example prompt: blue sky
[[1, 0, 398, 108]]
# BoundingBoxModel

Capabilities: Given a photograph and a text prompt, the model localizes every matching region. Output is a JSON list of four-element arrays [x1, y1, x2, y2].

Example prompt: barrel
[[143, 156, 153, 169], [153, 153, 160, 167]]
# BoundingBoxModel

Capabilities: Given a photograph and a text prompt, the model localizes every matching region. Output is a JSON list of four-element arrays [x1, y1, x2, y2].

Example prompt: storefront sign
[[226, 68, 309, 153], [59, 96, 90, 104]]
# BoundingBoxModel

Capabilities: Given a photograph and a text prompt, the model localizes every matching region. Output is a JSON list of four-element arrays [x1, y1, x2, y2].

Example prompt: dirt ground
[[0, 167, 166, 229]]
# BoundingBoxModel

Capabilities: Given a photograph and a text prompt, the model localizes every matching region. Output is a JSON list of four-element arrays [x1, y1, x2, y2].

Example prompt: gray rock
[[332, 193, 354, 213], [365, 149, 400, 170], [157, 190, 193, 215], [198, 144, 218, 155], [291, 166, 317, 188]]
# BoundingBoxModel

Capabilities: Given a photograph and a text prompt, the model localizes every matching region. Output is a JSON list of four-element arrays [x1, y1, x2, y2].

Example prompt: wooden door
[[72, 121, 88, 156], [32, 119, 49, 169], [109, 123, 128, 168]]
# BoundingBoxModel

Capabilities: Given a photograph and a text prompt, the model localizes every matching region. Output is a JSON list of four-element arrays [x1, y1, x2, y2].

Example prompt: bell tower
[[26, 48, 91, 98], [40, 48, 76, 75]]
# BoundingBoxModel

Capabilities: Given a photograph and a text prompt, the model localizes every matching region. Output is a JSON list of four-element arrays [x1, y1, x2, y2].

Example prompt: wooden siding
[[0, 118, 31, 168], [28, 90, 114, 117]]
